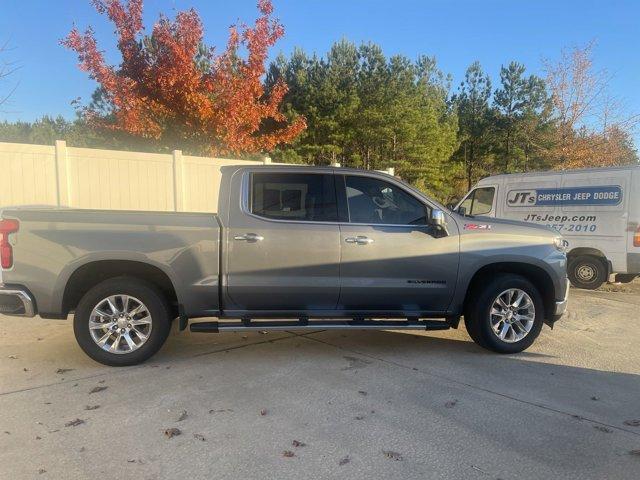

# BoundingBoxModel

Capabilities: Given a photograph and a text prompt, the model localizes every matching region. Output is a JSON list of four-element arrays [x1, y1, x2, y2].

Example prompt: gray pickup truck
[[0, 166, 569, 365]]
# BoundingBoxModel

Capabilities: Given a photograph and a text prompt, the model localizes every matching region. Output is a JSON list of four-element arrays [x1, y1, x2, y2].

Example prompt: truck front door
[[337, 174, 459, 313], [225, 171, 341, 311]]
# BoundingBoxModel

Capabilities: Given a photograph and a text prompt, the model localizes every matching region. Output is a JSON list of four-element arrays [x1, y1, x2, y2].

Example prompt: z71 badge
[[464, 223, 491, 230]]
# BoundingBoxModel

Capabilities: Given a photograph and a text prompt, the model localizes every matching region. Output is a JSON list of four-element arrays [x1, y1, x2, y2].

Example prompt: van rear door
[[628, 168, 640, 274], [560, 170, 629, 272]]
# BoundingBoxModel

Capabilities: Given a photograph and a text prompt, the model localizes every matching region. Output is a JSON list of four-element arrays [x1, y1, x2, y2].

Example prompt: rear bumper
[[0, 285, 36, 317], [553, 278, 570, 319]]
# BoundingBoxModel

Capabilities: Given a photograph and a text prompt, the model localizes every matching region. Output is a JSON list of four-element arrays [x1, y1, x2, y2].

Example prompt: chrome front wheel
[[489, 288, 535, 343], [88, 295, 153, 354]]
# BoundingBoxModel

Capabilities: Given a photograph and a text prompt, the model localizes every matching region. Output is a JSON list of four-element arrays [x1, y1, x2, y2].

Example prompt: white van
[[456, 165, 640, 289]]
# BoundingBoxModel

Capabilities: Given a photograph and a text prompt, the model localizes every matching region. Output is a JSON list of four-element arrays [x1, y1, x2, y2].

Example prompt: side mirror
[[446, 202, 457, 211], [457, 206, 467, 217], [430, 209, 446, 227]]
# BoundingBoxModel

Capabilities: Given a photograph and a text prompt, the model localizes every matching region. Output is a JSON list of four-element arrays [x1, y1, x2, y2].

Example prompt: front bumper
[[554, 278, 570, 318], [0, 286, 36, 317]]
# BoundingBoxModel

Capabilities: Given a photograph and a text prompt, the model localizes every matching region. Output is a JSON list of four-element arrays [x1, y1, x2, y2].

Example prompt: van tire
[[464, 274, 544, 354], [568, 255, 607, 290], [73, 277, 171, 366]]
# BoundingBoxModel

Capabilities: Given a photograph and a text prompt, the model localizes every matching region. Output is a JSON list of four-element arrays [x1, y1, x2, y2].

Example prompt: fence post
[[54, 140, 71, 207], [172, 150, 185, 212]]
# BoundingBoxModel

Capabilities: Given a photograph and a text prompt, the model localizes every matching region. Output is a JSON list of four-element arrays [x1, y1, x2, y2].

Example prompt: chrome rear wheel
[[88, 295, 153, 354]]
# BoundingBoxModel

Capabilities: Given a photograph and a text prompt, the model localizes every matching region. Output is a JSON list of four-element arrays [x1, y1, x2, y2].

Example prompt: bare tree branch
[[0, 38, 20, 109]]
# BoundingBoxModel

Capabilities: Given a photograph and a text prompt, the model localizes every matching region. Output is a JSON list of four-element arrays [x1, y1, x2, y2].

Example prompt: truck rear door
[[224, 170, 341, 311]]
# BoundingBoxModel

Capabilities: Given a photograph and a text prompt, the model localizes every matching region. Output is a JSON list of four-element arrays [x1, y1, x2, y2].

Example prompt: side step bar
[[190, 319, 451, 333]]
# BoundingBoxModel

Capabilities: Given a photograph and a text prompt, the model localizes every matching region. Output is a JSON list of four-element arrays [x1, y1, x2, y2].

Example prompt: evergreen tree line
[[1, 40, 637, 201]]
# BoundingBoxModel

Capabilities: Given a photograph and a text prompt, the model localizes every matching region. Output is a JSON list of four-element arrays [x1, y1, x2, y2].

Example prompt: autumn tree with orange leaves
[[62, 0, 305, 156]]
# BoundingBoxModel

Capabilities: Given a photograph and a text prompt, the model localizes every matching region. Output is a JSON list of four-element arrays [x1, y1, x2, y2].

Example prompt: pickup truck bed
[[0, 208, 220, 319]]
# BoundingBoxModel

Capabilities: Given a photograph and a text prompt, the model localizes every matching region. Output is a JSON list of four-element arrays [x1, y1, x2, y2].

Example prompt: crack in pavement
[[299, 333, 640, 438]]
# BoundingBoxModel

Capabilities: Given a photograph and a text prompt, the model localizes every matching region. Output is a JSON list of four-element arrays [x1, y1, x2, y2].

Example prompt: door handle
[[234, 233, 264, 242], [345, 236, 374, 245]]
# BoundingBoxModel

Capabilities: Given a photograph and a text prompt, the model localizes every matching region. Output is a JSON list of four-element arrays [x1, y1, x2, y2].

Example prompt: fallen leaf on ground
[[65, 418, 85, 427], [355, 415, 365, 420], [292, 440, 307, 448], [177, 410, 188, 422], [383, 450, 403, 461], [338, 456, 350, 466], [590, 396, 600, 401], [623, 419, 640, 427], [8, 355, 17, 359], [84, 405, 100, 411], [260, 409, 267, 416], [193, 433, 206, 441], [445, 400, 458, 408], [209, 409, 233, 414], [593, 425, 612, 433], [35, 436, 41, 440], [358, 390, 367, 396], [282, 450, 295, 458], [56, 368, 73, 374], [164, 428, 181, 439], [23, 368, 28, 372], [629, 449, 640, 456], [38, 468, 46, 475], [89, 386, 108, 394]]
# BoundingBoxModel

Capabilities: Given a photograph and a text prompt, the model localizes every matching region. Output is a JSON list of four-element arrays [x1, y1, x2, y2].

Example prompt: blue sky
[[1, 0, 639, 142]]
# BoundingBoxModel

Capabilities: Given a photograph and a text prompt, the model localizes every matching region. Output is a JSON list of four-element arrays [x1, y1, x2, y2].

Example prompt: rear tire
[[73, 277, 171, 366], [568, 255, 607, 290], [464, 274, 544, 354]]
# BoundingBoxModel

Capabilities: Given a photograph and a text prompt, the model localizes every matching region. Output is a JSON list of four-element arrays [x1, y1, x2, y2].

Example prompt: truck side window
[[345, 175, 429, 225], [250, 173, 338, 222], [460, 187, 495, 216]]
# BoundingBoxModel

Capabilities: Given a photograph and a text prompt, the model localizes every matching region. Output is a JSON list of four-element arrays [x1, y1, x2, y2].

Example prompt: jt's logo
[[507, 190, 536, 205]]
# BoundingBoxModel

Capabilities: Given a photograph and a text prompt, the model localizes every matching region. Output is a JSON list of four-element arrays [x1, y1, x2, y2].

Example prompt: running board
[[189, 319, 451, 333]]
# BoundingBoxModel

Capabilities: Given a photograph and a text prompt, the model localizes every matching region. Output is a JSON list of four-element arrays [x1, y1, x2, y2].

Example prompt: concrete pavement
[[1, 287, 639, 479]]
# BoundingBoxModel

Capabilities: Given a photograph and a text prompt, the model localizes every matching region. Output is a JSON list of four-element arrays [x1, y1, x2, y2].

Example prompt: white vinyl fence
[[0, 141, 268, 213]]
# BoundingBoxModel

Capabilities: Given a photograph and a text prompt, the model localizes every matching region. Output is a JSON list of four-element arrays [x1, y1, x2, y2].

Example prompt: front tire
[[464, 274, 544, 354], [568, 255, 607, 290], [73, 277, 171, 366]]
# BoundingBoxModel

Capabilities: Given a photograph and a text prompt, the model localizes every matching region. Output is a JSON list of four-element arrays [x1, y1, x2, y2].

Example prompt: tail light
[[635, 224, 640, 247], [0, 218, 19, 269]]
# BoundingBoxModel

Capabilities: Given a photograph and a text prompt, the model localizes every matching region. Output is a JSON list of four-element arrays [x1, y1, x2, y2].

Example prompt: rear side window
[[345, 175, 428, 225], [250, 173, 338, 222], [460, 187, 495, 216]]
